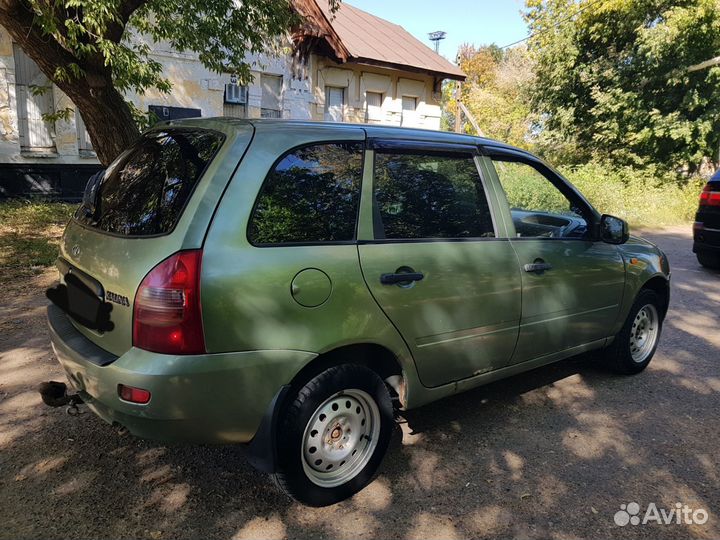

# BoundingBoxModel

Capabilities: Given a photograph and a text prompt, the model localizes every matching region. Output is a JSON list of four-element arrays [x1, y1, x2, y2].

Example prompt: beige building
[[0, 0, 464, 198]]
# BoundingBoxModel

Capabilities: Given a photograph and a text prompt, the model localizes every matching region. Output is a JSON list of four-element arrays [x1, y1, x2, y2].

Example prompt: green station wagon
[[46, 119, 670, 506]]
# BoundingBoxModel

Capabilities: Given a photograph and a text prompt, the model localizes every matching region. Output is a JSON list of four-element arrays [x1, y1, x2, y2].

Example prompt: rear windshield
[[75, 128, 225, 236]]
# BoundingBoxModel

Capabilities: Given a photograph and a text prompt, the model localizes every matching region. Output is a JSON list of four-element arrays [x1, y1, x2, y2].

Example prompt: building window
[[76, 112, 93, 153], [365, 91, 383, 123], [13, 44, 55, 151], [325, 86, 345, 122], [401, 96, 418, 127], [224, 83, 248, 118], [260, 74, 282, 118]]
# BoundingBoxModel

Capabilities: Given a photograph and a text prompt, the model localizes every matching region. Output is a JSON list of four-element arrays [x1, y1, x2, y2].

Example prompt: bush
[[561, 163, 704, 226]]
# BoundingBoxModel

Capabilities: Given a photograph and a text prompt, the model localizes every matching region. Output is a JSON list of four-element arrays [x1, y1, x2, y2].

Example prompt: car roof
[[156, 117, 521, 153]]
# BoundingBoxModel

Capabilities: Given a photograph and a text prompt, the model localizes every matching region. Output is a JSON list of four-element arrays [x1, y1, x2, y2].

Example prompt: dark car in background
[[694, 171, 720, 270]]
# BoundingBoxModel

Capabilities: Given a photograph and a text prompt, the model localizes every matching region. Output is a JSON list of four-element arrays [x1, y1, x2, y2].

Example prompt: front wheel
[[602, 289, 663, 374], [272, 364, 393, 507]]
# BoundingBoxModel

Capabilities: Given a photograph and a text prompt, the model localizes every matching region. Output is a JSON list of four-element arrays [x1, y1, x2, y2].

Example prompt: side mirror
[[600, 214, 629, 245]]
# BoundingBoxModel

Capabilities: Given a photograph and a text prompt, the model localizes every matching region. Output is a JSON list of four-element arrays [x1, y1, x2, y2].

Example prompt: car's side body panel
[[199, 124, 429, 408], [614, 236, 670, 334], [46, 119, 671, 446]]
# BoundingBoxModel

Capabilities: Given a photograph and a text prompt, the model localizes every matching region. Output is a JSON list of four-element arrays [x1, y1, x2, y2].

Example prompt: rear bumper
[[47, 305, 316, 443], [693, 223, 720, 254]]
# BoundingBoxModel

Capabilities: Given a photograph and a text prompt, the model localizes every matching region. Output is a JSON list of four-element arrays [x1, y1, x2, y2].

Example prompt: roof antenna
[[428, 31, 447, 54]]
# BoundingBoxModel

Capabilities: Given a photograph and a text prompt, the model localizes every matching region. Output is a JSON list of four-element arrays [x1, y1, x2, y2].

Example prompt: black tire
[[603, 289, 663, 374], [272, 364, 393, 507], [697, 251, 720, 270]]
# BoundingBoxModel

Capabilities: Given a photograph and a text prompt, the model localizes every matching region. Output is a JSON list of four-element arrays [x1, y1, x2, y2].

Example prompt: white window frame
[[325, 86, 345, 122]]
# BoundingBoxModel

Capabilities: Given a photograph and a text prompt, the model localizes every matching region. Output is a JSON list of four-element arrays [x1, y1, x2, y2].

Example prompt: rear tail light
[[699, 183, 720, 206], [133, 250, 205, 355]]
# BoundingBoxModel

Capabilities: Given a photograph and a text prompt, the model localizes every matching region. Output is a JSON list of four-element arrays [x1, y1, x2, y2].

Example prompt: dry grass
[[0, 201, 75, 286]]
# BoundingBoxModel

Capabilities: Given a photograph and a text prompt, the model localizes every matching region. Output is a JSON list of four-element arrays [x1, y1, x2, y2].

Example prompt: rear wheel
[[697, 251, 720, 270], [603, 289, 663, 374], [272, 364, 393, 507]]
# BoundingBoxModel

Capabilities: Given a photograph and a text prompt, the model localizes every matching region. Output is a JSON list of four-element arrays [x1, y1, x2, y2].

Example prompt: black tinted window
[[374, 152, 494, 239], [75, 129, 224, 236], [248, 143, 363, 244]]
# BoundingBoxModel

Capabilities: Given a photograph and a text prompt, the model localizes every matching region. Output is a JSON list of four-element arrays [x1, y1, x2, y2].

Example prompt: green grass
[[0, 200, 75, 284]]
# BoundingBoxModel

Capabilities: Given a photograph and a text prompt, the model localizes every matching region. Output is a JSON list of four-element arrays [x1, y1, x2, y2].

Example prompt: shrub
[[561, 163, 704, 226]]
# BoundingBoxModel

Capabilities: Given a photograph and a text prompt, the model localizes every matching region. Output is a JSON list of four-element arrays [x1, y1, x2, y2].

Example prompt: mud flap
[[245, 385, 291, 474]]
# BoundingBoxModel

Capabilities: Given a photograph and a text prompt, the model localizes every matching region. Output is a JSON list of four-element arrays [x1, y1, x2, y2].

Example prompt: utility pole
[[455, 81, 462, 133]]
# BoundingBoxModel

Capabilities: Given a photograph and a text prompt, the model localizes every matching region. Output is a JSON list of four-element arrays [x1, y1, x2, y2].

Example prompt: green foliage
[[496, 159, 702, 225], [525, 0, 720, 173], [562, 163, 704, 225], [443, 44, 536, 149], [496, 161, 571, 213], [29, 0, 307, 93]]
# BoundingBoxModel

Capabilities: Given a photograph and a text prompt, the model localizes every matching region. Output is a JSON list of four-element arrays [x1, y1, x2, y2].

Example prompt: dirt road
[[1, 226, 718, 539]]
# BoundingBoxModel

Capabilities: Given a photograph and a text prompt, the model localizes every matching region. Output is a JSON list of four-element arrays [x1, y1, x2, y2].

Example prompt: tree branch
[[105, 0, 149, 42]]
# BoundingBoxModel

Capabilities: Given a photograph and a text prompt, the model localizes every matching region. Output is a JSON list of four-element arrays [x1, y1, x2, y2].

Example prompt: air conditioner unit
[[225, 84, 248, 104]]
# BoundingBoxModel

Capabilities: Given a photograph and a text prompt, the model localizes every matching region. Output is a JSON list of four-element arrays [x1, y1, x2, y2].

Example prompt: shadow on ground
[[0, 226, 717, 539]]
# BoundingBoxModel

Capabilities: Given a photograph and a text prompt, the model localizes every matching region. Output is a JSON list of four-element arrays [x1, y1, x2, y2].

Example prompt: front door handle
[[380, 272, 424, 285], [524, 261, 553, 274]]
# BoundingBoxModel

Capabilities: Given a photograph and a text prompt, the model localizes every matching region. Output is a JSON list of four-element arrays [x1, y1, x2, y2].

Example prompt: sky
[[344, 0, 530, 62]]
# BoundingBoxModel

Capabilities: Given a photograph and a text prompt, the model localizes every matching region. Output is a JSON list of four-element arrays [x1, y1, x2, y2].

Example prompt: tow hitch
[[38, 381, 84, 415]]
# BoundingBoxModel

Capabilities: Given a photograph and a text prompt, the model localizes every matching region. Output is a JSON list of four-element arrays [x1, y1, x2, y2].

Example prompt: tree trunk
[[0, 0, 141, 166], [61, 83, 140, 167]]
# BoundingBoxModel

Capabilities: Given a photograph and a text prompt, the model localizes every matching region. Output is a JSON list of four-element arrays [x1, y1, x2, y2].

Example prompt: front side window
[[492, 158, 589, 239], [75, 129, 225, 236], [373, 151, 495, 240], [248, 143, 364, 245]]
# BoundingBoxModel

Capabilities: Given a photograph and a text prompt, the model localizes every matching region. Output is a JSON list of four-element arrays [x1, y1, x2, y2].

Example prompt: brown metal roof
[[315, 2, 466, 80]]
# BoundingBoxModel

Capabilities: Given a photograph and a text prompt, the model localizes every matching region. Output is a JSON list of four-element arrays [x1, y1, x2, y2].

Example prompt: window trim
[[369, 143, 500, 243], [483, 146, 600, 242], [324, 86, 346, 122], [71, 127, 226, 239], [246, 140, 366, 248]]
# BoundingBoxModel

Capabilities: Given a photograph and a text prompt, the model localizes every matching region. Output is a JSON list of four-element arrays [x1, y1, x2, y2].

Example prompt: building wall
[[0, 25, 446, 198], [311, 56, 443, 130]]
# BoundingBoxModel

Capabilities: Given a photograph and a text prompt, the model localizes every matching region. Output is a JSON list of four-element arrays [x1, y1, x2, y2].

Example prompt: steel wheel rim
[[629, 304, 659, 363], [301, 388, 380, 488]]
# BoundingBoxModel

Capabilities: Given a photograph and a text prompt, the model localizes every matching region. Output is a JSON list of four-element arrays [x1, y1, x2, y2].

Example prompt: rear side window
[[373, 151, 495, 239], [75, 129, 224, 236], [248, 143, 364, 245]]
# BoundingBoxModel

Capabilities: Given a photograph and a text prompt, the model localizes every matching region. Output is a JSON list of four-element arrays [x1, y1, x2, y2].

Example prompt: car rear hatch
[[53, 121, 254, 357], [697, 176, 720, 230]]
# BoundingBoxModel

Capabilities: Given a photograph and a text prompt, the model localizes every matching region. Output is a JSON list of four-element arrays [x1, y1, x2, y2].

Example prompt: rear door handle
[[380, 272, 424, 285], [524, 262, 553, 274]]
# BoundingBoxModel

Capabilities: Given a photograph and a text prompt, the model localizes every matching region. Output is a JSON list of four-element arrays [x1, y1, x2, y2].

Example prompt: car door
[[357, 140, 522, 388], [486, 149, 626, 364]]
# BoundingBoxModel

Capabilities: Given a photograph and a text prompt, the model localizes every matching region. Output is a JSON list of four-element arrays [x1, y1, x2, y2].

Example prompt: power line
[[500, 0, 606, 49]]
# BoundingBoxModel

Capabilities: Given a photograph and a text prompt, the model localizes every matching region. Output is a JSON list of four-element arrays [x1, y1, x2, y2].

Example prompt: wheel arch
[[288, 343, 406, 406], [640, 275, 670, 319], [246, 342, 406, 475]]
